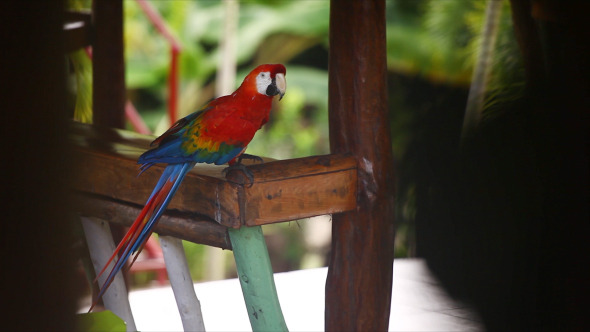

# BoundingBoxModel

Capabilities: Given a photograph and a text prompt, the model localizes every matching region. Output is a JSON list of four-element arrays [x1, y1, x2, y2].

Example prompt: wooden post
[[326, 0, 395, 331], [81, 217, 137, 331], [93, 0, 126, 128], [2, 1, 76, 330], [160, 236, 206, 331]]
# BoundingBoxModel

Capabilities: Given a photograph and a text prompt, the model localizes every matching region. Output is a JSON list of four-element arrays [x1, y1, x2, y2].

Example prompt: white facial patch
[[255, 71, 272, 95]]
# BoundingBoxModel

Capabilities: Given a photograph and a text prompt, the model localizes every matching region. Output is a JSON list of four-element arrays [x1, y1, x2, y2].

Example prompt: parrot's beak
[[275, 73, 286, 100]]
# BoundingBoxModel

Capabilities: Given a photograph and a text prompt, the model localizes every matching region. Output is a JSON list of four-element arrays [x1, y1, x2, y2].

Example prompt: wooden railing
[[71, 121, 358, 330], [70, 121, 357, 231]]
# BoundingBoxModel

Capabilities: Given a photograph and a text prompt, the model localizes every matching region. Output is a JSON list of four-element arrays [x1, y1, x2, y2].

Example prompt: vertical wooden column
[[326, 0, 395, 331], [93, 0, 126, 128], [2, 1, 76, 330]]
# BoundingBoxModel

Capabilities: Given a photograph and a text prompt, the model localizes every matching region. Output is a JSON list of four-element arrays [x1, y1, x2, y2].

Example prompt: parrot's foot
[[223, 163, 255, 186], [223, 154, 263, 186]]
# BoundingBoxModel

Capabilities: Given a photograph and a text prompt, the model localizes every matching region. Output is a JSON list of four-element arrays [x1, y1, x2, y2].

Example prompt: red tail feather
[[92, 193, 157, 284], [89, 174, 178, 312]]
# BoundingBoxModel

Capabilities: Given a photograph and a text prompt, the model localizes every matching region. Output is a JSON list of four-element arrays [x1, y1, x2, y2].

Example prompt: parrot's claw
[[223, 163, 255, 186], [223, 154, 263, 186], [237, 153, 263, 164]]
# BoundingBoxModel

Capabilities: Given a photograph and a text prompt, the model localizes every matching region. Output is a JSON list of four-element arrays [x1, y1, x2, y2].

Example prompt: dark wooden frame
[[326, 1, 394, 330]]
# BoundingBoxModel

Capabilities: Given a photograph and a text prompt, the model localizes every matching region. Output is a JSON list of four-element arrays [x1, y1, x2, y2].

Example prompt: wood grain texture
[[226, 154, 358, 226], [243, 166, 356, 226], [75, 194, 232, 249], [326, 0, 396, 330]]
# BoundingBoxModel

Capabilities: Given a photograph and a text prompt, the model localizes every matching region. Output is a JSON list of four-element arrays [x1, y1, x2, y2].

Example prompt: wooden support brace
[[160, 236, 206, 331], [81, 217, 137, 331], [229, 226, 288, 331], [74, 194, 232, 249]]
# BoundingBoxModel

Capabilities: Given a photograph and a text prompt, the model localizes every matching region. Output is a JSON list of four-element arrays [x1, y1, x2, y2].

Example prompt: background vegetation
[[69, 0, 521, 286]]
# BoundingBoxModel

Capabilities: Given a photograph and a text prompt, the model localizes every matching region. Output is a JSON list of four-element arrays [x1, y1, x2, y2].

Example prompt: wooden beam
[[74, 194, 232, 249], [226, 154, 357, 227], [326, 0, 395, 331], [70, 122, 357, 229], [93, 0, 125, 128]]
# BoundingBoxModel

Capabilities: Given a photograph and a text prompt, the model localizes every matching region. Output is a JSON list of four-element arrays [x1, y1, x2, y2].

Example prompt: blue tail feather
[[131, 162, 194, 252]]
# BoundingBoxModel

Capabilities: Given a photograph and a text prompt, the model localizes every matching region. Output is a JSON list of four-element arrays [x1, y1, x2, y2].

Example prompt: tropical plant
[[68, 0, 524, 286]]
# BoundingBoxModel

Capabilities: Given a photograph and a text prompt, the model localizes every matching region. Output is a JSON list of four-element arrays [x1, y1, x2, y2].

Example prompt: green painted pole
[[228, 226, 288, 332]]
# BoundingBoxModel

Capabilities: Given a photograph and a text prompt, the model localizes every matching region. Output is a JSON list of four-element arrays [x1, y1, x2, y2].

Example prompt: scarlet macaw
[[90, 64, 286, 311]]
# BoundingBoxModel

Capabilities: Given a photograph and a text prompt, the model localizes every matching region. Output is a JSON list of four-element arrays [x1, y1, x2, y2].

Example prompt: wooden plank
[[71, 122, 358, 229], [74, 194, 232, 249], [231, 155, 357, 226], [326, 0, 395, 331], [229, 154, 357, 181]]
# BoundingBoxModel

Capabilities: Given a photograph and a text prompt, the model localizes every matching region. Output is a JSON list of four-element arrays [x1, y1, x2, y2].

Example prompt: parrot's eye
[[255, 71, 273, 95]]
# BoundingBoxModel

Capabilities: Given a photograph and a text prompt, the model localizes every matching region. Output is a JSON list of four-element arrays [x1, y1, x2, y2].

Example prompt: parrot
[[89, 64, 286, 311]]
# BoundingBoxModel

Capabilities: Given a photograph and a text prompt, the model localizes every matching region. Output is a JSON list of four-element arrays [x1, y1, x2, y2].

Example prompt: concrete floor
[[126, 258, 483, 331]]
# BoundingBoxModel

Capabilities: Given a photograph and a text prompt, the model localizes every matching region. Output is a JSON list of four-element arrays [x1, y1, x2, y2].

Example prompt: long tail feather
[[89, 162, 195, 312]]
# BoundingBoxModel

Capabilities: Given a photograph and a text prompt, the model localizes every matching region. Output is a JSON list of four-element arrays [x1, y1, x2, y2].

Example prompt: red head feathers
[[235, 64, 287, 100]]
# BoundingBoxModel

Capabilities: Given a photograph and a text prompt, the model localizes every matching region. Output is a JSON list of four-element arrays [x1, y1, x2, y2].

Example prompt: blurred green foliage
[[69, 0, 522, 285], [123, 0, 519, 163], [76, 311, 126, 332], [69, 49, 93, 123], [124, 0, 330, 139], [122, 1, 332, 283], [385, 0, 521, 258], [67, 0, 93, 123]]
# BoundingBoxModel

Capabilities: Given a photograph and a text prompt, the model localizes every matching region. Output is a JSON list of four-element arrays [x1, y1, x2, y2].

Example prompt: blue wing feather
[[138, 106, 245, 168]]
